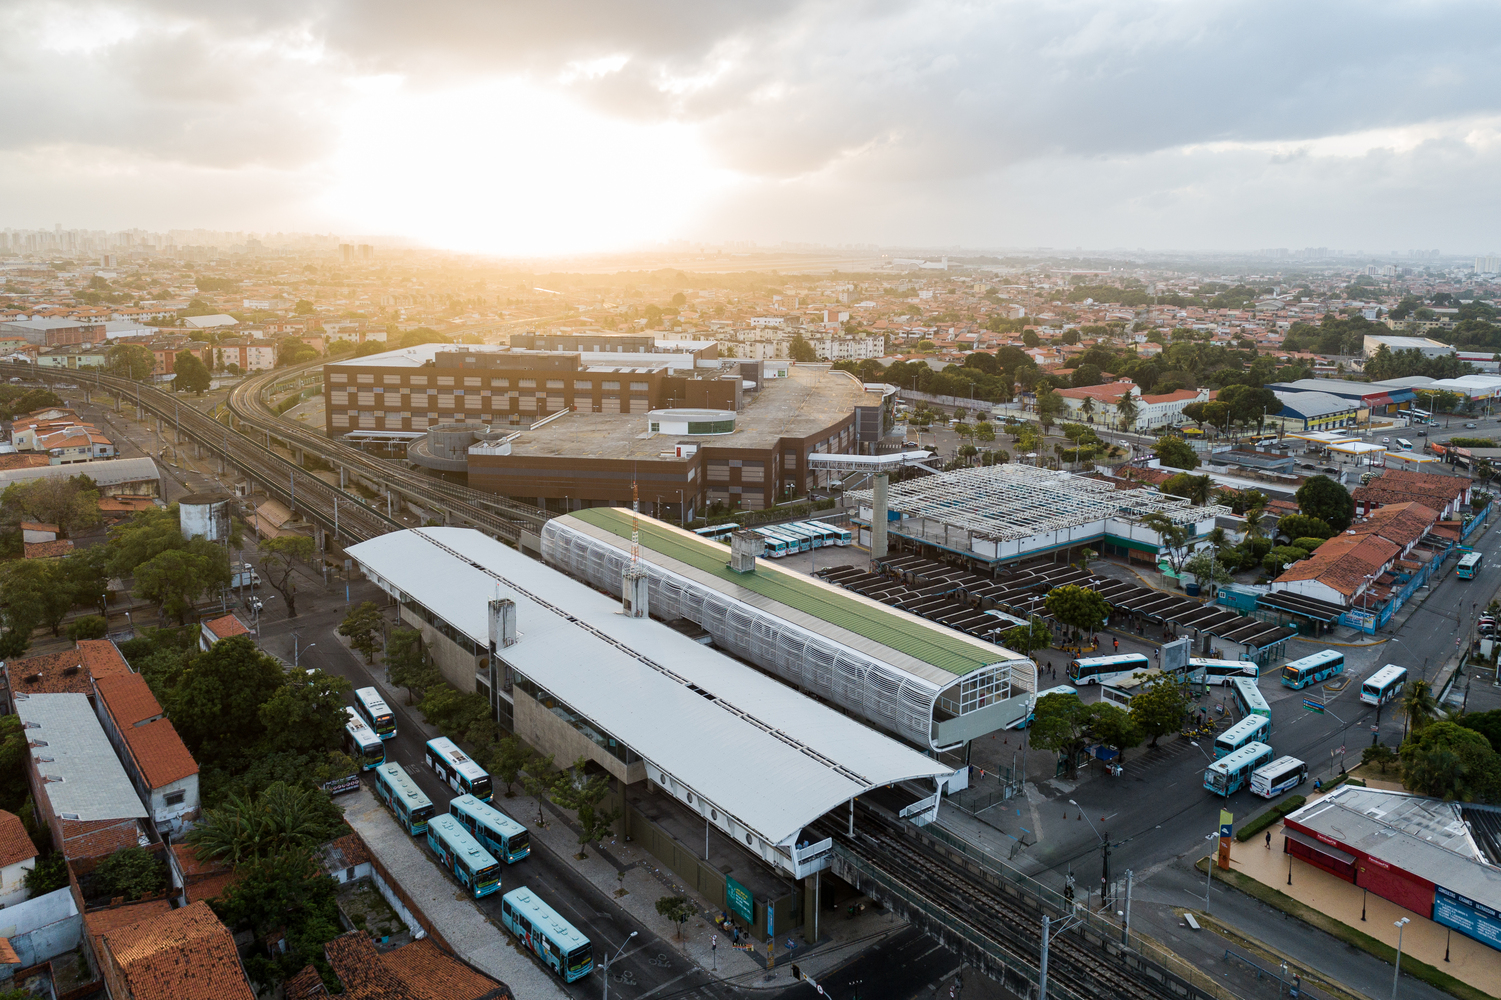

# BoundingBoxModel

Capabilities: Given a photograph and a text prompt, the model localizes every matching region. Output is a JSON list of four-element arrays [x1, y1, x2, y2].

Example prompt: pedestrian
[[1113, 638, 1119, 652], [1265, 830, 1272, 850]]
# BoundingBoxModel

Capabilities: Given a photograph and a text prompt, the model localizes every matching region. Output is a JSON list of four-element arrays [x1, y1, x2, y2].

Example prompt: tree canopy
[[1154, 437, 1198, 470], [173, 350, 212, 394], [1044, 584, 1110, 635], [1295, 476, 1355, 532]]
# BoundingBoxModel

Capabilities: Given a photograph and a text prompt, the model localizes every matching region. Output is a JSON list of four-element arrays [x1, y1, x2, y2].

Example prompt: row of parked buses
[[692, 520, 852, 557], [350, 687, 593, 983]]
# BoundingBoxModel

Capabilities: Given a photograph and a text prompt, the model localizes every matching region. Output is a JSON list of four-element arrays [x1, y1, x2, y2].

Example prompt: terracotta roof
[[18, 522, 59, 533], [124, 719, 198, 789], [6, 648, 95, 696], [170, 844, 236, 904], [323, 932, 407, 997], [0, 938, 18, 966], [61, 818, 144, 861], [1140, 389, 1202, 404], [23, 539, 74, 559], [1054, 381, 1137, 402], [201, 614, 249, 640], [99, 496, 158, 514], [0, 811, 37, 870], [78, 640, 132, 679], [284, 965, 328, 998], [324, 933, 509, 1000], [103, 900, 254, 1000], [84, 900, 173, 956], [96, 673, 163, 729], [0, 454, 49, 471], [1274, 534, 1400, 596], [1348, 501, 1440, 550]]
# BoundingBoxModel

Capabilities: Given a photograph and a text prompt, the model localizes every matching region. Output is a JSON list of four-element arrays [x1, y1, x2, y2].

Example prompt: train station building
[[345, 526, 960, 942]]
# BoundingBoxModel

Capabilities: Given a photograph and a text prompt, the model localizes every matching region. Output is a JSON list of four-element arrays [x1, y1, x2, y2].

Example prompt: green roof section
[[570, 507, 1002, 677]]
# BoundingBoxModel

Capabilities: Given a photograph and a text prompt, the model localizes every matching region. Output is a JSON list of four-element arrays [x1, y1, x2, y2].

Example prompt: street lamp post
[[1068, 799, 1109, 908], [601, 931, 638, 1000], [1392, 917, 1410, 1000]]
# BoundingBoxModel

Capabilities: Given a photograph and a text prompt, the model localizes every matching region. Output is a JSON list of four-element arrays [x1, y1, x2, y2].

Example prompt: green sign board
[[726, 876, 754, 924]]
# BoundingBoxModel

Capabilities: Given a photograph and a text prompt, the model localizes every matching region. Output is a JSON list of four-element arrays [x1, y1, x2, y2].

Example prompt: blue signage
[[1434, 885, 1501, 951], [726, 877, 754, 924]]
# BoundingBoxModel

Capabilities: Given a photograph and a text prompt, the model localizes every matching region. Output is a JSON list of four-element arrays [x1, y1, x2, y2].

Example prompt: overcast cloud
[[3, 0, 1500, 252]]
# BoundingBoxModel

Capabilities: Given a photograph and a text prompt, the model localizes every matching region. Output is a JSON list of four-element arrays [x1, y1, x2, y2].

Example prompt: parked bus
[[1230, 676, 1272, 720], [1068, 653, 1152, 686], [425, 814, 502, 899], [1190, 658, 1260, 685], [692, 523, 740, 542], [1214, 714, 1271, 758], [1396, 438, 1414, 451], [1204, 742, 1274, 796], [373, 763, 434, 835], [425, 737, 492, 801], [1010, 685, 1079, 729], [500, 887, 593, 982], [450, 794, 531, 864], [1360, 664, 1409, 707], [1250, 756, 1308, 799], [353, 687, 396, 740], [750, 530, 791, 558], [1280, 649, 1345, 690], [805, 521, 852, 546], [343, 707, 386, 771], [1457, 550, 1483, 579], [1100, 668, 1162, 709], [765, 527, 810, 553], [776, 523, 825, 548]]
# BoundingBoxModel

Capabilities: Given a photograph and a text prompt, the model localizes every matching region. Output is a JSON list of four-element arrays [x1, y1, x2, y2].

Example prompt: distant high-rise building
[[339, 243, 354, 262], [100, 253, 115, 267], [358, 244, 373, 259], [1475, 256, 1500, 274]]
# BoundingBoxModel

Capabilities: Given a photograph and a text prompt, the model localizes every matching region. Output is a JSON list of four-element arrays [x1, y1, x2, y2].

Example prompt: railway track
[[816, 810, 1177, 1000]]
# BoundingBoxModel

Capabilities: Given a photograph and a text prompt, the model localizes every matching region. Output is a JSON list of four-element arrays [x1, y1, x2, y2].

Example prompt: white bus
[[1068, 653, 1151, 686], [353, 687, 396, 740], [1280, 649, 1344, 690], [803, 521, 852, 546], [751, 528, 793, 557], [343, 707, 387, 770], [425, 737, 493, 801], [692, 523, 740, 543], [1360, 664, 1409, 706], [1204, 742, 1274, 797], [1396, 438, 1414, 451], [1214, 714, 1271, 758], [776, 523, 825, 548], [765, 527, 810, 553], [1230, 676, 1271, 720], [1251, 756, 1308, 798], [1189, 658, 1259, 685]]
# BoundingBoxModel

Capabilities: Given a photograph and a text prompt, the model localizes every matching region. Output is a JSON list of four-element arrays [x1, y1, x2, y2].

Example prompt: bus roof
[[355, 687, 392, 714], [428, 814, 499, 869], [1459, 551, 1483, 565], [427, 737, 489, 780], [1363, 664, 1409, 687], [1102, 667, 1160, 692], [502, 887, 589, 949], [1073, 653, 1151, 666], [1190, 658, 1252, 668], [1285, 649, 1343, 668], [1217, 715, 1270, 741], [1209, 741, 1272, 772], [376, 763, 432, 809], [452, 794, 527, 836], [1254, 755, 1304, 777], [344, 707, 382, 748]]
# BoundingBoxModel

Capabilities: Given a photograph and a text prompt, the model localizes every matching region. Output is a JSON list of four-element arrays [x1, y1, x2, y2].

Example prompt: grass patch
[[1198, 859, 1489, 1000], [1234, 795, 1305, 842]]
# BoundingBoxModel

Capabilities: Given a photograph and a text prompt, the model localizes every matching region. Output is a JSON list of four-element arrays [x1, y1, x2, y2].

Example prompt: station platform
[[1228, 802, 1501, 997]]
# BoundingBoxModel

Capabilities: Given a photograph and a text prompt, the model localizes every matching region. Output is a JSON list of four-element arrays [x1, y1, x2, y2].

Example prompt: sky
[[3, 0, 1501, 256]]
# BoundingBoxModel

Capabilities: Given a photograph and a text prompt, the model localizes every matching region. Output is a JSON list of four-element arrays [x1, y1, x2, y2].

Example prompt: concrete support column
[[871, 473, 889, 560], [314, 526, 326, 551], [155, 417, 163, 435], [802, 871, 820, 944]]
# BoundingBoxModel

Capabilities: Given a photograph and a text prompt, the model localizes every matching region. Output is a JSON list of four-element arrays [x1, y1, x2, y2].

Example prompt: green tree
[[1115, 393, 1139, 431], [1141, 512, 1194, 577], [1036, 388, 1064, 430], [1399, 721, 1501, 802], [106, 506, 188, 577], [1460, 709, 1501, 751], [94, 846, 167, 901], [1292, 537, 1326, 555], [67, 614, 108, 641], [1, 560, 73, 636], [173, 350, 212, 394], [1128, 671, 1187, 747], [23, 852, 68, 896], [1160, 472, 1213, 505], [106, 343, 155, 381], [788, 333, 818, 363], [550, 757, 620, 859], [385, 627, 440, 703], [1295, 476, 1355, 532], [258, 535, 315, 618], [0, 475, 102, 537], [59, 546, 110, 614], [1263, 545, 1307, 576], [258, 670, 352, 757], [1276, 514, 1334, 541], [337, 601, 384, 663], [1001, 616, 1052, 657], [1361, 743, 1396, 774], [1088, 702, 1142, 757], [132, 544, 231, 624], [1030, 691, 1091, 779], [418, 683, 498, 748], [1154, 437, 1199, 470], [278, 340, 319, 366], [163, 636, 287, 770], [1401, 679, 1440, 737], [1043, 584, 1110, 638], [489, 736, 535, 798], [655, 896, 696, 940], [0, 715, 30, 813], [211, 849, 342, 989], [294, 299, 315, 315], [1182, 548, 1231, 597], [188, 782, 344, 865]]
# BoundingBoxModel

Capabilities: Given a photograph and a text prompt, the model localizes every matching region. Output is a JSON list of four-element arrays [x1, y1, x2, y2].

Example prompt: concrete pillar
[[802, 871, 820, 944], [871, 473, 889, 560], [155, 417, 163, 435]]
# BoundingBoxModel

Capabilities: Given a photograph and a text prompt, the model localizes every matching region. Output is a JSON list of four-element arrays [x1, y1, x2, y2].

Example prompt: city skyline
[[4, 1, 1501, 256]]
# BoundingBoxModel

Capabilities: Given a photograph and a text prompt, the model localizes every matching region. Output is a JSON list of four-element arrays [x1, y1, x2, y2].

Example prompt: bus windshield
[[473, 863, 502, 889], [412, 803, 435, 823], [469, 774, 492, 800], [359, 740, 385, 762], [567, 945, 593, 973], [507, 830, 530, 855]]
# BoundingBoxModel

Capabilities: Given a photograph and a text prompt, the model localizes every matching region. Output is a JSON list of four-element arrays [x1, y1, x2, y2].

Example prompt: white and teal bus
[[776, 523, 825, 548], [424, 737, 492, 801], [343, 707, 386, 771], [500, 887, 593, 982], [1214, 714, 1271, 758], [1250, 756, 1308, 799], [1280, 649, 1345, 690], [450, 794, 530, 864], [796, 520, 852, 546], [1204, 742, 1274, 796], [1068, 653, 1151, 686], [1360, 664, 1409, 706], [354, 687, 396, 740], [692, 523, 740, 543], [1010, 684, 1078, 729], [374, 763, 434, 836], [760, 526, 809, 553], [1189, 658, 1260, 685], [750, 530, 791, 558], [425, 814, 502, 899], [1230, 676, 1271, 720], [1457, 550, 1483, 580]]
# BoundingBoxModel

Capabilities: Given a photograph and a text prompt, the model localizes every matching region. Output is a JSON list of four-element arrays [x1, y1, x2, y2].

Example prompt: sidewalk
[[340, 786, 572, 1000]]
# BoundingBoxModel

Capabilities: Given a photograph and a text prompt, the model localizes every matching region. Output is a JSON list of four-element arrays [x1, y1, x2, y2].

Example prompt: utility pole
[[1101, 831, 1111, 908]]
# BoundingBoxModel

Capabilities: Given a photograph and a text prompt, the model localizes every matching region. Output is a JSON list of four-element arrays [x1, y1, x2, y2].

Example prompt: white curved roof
[[346, 527, 954, 847]]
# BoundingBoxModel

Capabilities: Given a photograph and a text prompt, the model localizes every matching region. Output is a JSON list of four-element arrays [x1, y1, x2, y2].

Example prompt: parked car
[[1381, 436, 1390, 444], [1321, 467, 1338, 474], [1298, 463, 1317, 471], [1466, 423, 1478, 429], [1418, 429, 1428, 437]]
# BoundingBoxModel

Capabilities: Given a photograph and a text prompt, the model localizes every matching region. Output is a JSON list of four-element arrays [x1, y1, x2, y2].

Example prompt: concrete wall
[[398, 606, 481, 694], [512, 685, 646, 787], [0, 888, 81, 967]]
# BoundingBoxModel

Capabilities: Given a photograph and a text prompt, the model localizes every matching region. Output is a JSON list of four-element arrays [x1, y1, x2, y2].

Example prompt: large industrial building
[[541, 508, 1036, 749], [325, 344, 890, 520], [842, 464, 1227, 572]]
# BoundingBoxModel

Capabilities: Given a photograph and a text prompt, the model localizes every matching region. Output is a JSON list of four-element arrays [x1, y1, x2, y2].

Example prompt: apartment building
[[211, 341, 276, 371]]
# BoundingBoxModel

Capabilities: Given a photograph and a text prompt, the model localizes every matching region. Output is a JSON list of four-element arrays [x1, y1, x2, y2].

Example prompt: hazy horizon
[[6, 1, 1501, 257]]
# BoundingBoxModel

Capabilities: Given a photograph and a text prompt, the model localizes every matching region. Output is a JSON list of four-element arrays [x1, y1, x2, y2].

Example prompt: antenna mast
[[631, 477, 640, 565]]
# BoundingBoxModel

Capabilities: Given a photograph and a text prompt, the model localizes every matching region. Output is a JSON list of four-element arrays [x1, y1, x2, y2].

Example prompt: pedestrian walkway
[[1226, 805, 1500, 997], [340, 786, 572, 1000]]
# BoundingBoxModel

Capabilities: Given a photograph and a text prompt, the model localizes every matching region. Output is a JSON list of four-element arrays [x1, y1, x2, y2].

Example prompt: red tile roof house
[[92, 674, 200, 834], [1351, 468, 1470, 519], [1, 639, 133, 713], [291, 931, 509, 1000], [97, 900, 255, 1000], [1272, 502, 1444, 608], [198, 613, 250, 651], [0, 809, 38, 908]]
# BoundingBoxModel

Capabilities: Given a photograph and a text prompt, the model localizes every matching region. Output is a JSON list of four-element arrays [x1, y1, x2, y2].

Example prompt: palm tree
[[1401, 679, 1438, 739], [187, 781, 329, 864], [1116, 394, 1139, 433], [1081, 396, 1096, 423], [1242, 498, 1268, 542]]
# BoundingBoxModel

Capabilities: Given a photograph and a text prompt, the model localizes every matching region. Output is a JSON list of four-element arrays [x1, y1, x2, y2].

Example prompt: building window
[[383, 375, 401, 385], [491, 378, 509, 388], [546, 379, 564, 389], [630, 381, 649, 391], [519, 379, 536, 388], [574, 381, 592, 390], [513, 672, 640, 764], [356, 374, 374, 384], [411, 375, 428, 386], [437, 376, 454, 386], [164, 790, 185, 806], [601, 380, 620, 390], [464, 376, 481, 387]]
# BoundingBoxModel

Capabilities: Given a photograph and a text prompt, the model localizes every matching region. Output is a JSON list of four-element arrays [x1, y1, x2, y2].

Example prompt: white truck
[[230, 563, 261, 589]]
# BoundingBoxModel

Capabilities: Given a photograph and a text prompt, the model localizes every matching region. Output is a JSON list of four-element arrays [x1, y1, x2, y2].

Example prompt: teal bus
[[1457, 550, 1483, 579], [373, 763, 434, 836], [342, 707, 386, 771], [424, 737, 492, 801], [692, 523, 740, 543], [1189, 657, 1260, 685], [1213, 714, 1271, 758], [500, 887, 593, 982], [1204, 742, 1274, 796], [1229, 676, 1271, 720], [425, 814, 502, 899], [1280, 649, 1344, 690], [450, 794, 530, 864]]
